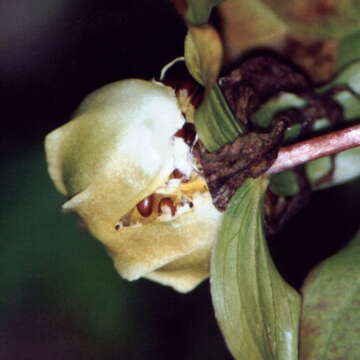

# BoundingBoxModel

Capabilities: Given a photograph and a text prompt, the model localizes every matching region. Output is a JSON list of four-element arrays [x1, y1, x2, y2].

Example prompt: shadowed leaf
[[264, 0, 360, 39], [216, 0, 287, 62], [211, 177, 301, 360], [300, 228, 360, 359]]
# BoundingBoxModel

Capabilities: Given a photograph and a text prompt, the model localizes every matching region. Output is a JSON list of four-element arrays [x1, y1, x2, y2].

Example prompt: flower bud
[[45, 79, 222, 293]]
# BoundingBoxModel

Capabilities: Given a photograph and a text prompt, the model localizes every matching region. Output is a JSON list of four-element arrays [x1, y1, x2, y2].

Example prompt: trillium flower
[[45, 79, 222, 293]]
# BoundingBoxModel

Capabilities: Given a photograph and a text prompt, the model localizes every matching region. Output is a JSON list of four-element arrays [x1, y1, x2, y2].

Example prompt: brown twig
[[266, 124, 360, 175]]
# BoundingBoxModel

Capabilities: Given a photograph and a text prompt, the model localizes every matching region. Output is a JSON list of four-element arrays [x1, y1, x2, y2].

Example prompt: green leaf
[[333, 90, 360, 121], [320, 60, 360, 94], [270, 170, 299, 197], [211, 177, 301, 360], [185, 0, 222, 25], [300, 228, 360, 359], [306, 156, 333, 187], [311, 146, 360, 189], [252, 92, 306, 130], [195, 84, 244, 151], [337, 31, 360, 69], [217, 0, 287, 62], [184, 24, 223, 87]]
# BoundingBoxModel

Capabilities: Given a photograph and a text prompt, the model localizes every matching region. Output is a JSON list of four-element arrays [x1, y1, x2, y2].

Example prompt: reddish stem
[[266, 124, 360, 175]]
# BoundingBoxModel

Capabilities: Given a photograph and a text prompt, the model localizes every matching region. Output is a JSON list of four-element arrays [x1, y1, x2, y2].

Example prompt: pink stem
[[266, 124, 360, 175]]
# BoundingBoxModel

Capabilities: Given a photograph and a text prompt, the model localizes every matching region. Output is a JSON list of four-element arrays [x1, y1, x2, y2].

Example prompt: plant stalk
[[266, 124, 360, 175]]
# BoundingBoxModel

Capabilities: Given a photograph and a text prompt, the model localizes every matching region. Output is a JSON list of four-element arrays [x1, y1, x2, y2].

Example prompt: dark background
[[1, 1, 359, 359]]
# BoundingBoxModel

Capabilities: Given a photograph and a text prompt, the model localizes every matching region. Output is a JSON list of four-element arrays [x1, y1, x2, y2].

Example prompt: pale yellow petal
[[64, 192, 222, 285], [45, 78, 223, 293], [45, 79, 185, 196], [145, 244, 212, 293]]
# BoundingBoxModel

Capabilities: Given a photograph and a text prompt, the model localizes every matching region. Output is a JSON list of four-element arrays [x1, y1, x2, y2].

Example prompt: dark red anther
[[183, 123, 196, 145], [158, 197, 177, 217], [136, 195, 154, 217], [164, 79, 204, 108], [170, 168, 184, 179], [174, 127, 186, 139], [188, 86, 204, 108], [174, 122, 196, 146]]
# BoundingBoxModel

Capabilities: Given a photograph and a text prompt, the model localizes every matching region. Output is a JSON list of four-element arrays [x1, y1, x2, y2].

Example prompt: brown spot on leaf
[[313, 301, 330, 312], [300, 321, 321, 359], [301, 322, 321, 338]]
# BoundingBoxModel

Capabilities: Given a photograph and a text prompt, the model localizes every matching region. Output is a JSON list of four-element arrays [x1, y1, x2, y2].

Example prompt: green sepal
[[300, 228, 360, 359], [211, 177, 301, 360], [195, 84, 245, 151]]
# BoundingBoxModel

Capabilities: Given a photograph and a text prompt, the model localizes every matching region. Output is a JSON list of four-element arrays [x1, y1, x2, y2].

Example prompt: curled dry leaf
[[45, 79, 223, 293]]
